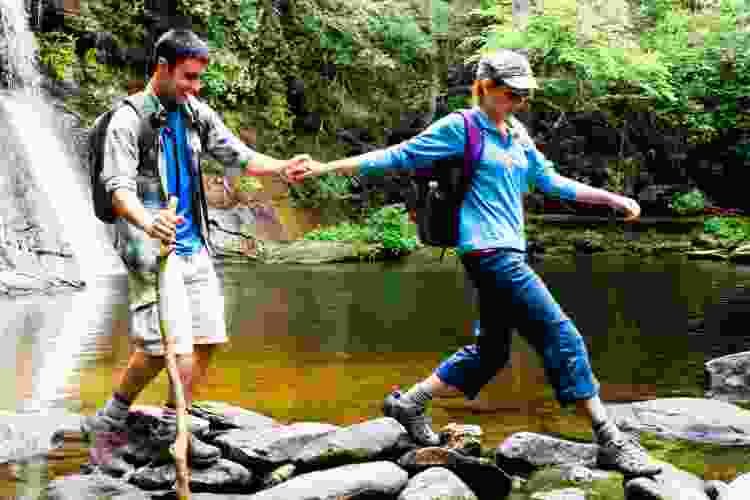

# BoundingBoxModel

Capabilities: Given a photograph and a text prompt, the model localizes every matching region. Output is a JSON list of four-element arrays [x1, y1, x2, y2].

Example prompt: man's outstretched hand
[[283, 157, 331, 183]]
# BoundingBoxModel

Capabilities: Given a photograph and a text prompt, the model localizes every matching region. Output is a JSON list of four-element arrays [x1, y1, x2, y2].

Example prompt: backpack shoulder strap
[[458, 109, 484, 182], [121, 93, 160, 162]]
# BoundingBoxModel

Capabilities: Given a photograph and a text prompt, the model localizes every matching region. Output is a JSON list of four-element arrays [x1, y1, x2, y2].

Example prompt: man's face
[[159, 57, 208, 105]]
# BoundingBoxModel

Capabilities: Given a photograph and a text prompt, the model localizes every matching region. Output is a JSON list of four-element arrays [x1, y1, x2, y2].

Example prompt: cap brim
[[503, 76, 539, 90]]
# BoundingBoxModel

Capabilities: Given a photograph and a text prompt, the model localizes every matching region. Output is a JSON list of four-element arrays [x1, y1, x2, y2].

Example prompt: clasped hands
[[280, 155, 348, 183]]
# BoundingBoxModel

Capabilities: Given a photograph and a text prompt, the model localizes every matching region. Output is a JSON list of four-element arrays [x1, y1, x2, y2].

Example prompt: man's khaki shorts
[[130, 247, 228, 356]]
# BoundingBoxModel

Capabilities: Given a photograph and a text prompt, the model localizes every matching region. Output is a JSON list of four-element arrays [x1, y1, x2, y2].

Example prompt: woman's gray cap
[[476, 49, 539, 89]]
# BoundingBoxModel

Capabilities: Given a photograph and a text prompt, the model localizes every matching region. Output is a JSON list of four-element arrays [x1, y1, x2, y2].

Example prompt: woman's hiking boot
[[382, 390, 441, 447], [597, 432, 662, 477]]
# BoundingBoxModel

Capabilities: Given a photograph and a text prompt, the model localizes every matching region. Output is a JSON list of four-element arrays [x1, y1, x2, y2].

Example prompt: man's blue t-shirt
[[162, 109, 203, 256]]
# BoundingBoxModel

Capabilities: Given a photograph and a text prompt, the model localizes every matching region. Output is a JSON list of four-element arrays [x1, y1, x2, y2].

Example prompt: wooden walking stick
[[156, 196, 191, 499]]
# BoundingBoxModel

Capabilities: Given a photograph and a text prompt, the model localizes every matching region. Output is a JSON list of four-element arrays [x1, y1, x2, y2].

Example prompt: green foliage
[[208, 15, 226, 49], [367, 14, 433, 65], [480, 0, 750, 142], [289, 174, 353, 209], [302, 14, 355, 65], [703, 216, 750, 242], [239, 0, 258, 34], [304, 205, 419, 257], [201, 62, 228, 98], [36, 32, 76, 81], [669, 189, 705, 215]]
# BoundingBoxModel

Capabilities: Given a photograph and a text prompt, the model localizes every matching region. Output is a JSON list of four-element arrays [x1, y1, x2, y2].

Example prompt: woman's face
[[481, 85, 529, 116]]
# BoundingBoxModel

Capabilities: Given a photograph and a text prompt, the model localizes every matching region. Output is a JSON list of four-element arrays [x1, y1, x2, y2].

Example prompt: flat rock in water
[[398, 466, 478, 500], [214, 422, 339, 470], [190, 400, 278, 432], [128, 458, 252, 492], [46, 472, 149, 500], [495, 432, 599, 473], [398, 446, 512, 500], [293, 417, 407, 469], [531, 488, 587, 500], [705, 351, 750, 402], [605, 398, 750, 445], [248, 460, 408, 500], [623, 461, 709, 500], [0, 410, 83, 464]]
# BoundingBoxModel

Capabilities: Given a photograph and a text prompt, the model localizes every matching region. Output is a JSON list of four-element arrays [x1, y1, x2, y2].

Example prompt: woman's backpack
[[411, 109, 484, 251]]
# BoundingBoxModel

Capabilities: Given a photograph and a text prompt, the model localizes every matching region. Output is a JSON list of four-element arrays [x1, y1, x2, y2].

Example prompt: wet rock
[[439, 423, 483, 457], [531, 488, 586, 500], [0, 410, 82, 464], [705, 351, 750, 402], [128, 458, 252, 492], [294, 417, 407, 470], [398, 466, 478, 500], [215, 422, 339, 471], [398, 446, 512, 500], [190, 401, 279, 433], [623, 461, 709, 500], [46, 472, 149, 500], [692, 234, 722, 249], [262, 240, 365, 264], [249, 460, 408, 500], [259, 463, 296, 489], [495, 432, 599, 475], [605, 398, 750, 445]]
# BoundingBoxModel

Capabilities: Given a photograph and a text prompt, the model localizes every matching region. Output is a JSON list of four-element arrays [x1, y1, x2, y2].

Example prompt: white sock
[[402, 381, 433, 407], [102, 394, 131, 421]]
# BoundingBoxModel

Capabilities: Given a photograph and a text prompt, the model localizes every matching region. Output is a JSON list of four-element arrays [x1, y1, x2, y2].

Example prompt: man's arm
[[101, 107, 180, 243], [197, 103, 305, 178]]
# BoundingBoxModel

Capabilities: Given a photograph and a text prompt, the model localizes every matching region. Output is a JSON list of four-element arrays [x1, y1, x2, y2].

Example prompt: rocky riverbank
[[0, 396, 741, 499]]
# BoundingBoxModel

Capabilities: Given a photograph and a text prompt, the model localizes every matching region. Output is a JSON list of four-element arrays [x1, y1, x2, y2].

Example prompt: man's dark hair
[[152, 29, 209, 68]]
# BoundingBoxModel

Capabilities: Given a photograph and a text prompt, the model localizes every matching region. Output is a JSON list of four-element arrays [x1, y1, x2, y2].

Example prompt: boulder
[[623, 461, 709, 500], [398, 466, 478, 500], [248, 461, 408, 500], [46, 472, 149, 500], [127, 458, 253, 493], [190, 401, 279, 433], [605, 398, 750, 445], [705, 351, 750, 403], [293, 417, 407, 470], [398, 446, 512, 500], [214, 422, 340, 470], [495, 432, 599, 475], [440, 423, 483, 457]]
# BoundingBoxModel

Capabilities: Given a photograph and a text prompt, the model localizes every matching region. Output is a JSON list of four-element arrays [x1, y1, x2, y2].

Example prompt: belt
[[463, 248, 499, 258]]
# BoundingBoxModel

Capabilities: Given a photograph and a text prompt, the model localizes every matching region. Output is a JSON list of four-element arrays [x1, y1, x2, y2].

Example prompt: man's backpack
[[87, 94, 161, 224], [411, 109, 484, 250]]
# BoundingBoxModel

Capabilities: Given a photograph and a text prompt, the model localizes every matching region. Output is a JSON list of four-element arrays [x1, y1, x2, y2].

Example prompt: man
[[291, 49, 661, 477], [83, 29, 308, 469]]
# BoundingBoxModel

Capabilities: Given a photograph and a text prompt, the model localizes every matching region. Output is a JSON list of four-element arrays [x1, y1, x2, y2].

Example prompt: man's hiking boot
[[81, 411, 131, 476], [597, 432, 662, 477], [82, 410, 221, 469], [149, 414, 221, 468], [383, 390, 441, 447]]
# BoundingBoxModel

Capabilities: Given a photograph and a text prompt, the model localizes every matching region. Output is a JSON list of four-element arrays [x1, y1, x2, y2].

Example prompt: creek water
[[2, 252, 749, 494]]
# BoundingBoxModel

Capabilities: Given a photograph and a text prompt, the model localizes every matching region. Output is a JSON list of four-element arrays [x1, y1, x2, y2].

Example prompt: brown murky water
[[3, 253, 749, 496]]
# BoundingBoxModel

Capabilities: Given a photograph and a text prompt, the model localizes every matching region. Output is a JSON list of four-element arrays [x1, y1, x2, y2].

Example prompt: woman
[[290, 49, 660, 477]]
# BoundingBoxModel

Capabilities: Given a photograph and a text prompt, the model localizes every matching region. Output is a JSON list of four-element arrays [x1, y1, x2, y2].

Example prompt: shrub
[[703, 216, 750, 241], [669, 189, 705, 215], [304, 205, 419, 257]]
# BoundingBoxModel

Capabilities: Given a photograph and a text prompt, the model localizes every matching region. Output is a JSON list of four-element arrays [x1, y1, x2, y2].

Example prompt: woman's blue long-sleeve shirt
[[357, 107, 578, 254]]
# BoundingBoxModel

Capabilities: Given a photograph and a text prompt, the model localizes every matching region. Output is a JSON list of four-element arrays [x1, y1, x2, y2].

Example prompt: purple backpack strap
[[459, 109, 483, 182]]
